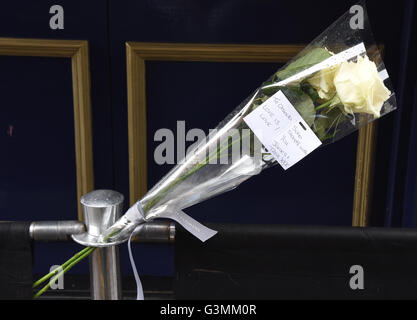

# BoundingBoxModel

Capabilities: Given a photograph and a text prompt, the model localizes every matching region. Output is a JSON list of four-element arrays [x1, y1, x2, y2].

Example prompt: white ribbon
[[156, 209, 217, 242], [127, 203, 217, 300], [128, 226, 144, 300]]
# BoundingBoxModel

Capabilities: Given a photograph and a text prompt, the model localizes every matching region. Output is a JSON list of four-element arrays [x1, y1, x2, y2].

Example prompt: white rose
[[333, 56, 391, 118], [307, 66, 338, 100]]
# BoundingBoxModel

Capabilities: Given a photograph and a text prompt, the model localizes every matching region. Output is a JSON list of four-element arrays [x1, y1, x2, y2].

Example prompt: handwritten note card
[[244, 90, 322, 170]]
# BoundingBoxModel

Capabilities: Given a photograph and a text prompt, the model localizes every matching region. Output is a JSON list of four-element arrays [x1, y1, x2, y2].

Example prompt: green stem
[[33, 247, 96, 299], [142, 127, 245, 213], [33, 246, 92, 288], [34, 121, 253, 295], [33, 130, 235, 295], [315, 100, 333, 112]]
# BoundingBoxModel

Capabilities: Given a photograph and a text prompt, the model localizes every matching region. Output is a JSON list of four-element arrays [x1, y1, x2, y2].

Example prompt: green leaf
[[275, 48, 332, 81], [261, 85, 281, 97], [313, 116, 329, 140], [313, 106, 347, 141], [282, 87, 316, 127], [301, 81, 320, 102], [327, 106, 345, 128]]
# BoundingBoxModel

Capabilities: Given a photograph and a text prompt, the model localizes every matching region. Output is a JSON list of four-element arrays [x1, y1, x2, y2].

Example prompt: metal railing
[[28, 190, 175, 300], [29, 220, 175, 243]]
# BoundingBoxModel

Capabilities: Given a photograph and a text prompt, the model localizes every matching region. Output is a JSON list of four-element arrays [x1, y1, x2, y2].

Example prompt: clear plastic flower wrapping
[[100, 3, 397, 244]]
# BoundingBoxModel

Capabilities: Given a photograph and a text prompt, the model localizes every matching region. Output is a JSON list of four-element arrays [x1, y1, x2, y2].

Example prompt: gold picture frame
[[126, 42, 376, 226], [0, 38, 94, 219]]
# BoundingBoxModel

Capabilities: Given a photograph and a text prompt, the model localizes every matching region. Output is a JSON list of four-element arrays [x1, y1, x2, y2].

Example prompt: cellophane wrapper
[[101, 3, 397, 243]]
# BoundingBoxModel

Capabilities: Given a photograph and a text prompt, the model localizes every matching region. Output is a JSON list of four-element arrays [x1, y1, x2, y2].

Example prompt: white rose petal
[[307, 66, 338, 100], [333, 56, 391, 118]]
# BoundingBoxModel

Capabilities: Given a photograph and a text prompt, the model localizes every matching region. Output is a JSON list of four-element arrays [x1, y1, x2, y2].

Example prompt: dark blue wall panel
[[0, 56, 76, 221], [0, 0, 413, 279], [0, 0, 113, 275]]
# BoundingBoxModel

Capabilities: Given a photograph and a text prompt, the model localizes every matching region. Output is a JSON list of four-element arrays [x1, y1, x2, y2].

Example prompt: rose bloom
[[333, 56, 391, 118], [307, 66, 338, 100]]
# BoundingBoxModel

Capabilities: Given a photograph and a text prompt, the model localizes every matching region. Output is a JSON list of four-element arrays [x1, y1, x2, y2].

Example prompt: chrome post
[[80, 190, 123, 300]]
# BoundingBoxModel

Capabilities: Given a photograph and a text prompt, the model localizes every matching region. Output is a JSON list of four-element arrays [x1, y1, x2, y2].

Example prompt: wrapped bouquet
[[98, 3, 395, 245], [34, 3, 396, 298]]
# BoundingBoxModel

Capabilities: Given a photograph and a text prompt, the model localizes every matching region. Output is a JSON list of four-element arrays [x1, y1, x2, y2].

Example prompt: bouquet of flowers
[[33, 3, 396, 298]]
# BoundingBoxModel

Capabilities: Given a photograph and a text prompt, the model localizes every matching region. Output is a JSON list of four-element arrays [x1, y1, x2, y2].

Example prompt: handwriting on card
[[243, 91, 322, 170]]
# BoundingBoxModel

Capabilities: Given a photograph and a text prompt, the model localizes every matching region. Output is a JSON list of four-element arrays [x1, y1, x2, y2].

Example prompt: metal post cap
[[80, 189, 124, 208], [72, 190, 124, 247]]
